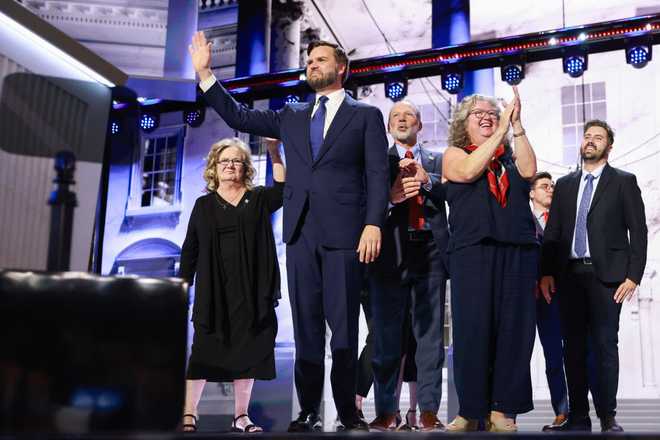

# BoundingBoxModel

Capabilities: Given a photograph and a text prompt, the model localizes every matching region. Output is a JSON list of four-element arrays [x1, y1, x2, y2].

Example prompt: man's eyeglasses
[[218, 159, 245, 168], [469, 109, 499, 120], [535, 183, 555, 191]]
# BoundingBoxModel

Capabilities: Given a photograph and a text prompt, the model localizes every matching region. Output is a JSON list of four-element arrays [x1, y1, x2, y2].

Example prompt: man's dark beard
[[307, 69, 339, 91], [581, 143, 607, 162]]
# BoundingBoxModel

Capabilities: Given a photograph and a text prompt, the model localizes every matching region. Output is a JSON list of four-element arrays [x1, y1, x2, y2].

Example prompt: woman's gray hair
[[203, 137, 256, 192], [448, 94, 509, 149]]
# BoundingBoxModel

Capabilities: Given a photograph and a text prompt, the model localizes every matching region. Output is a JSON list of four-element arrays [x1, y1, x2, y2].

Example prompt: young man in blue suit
[[189, 32, 389, 431], [367, 100, 449, 432]]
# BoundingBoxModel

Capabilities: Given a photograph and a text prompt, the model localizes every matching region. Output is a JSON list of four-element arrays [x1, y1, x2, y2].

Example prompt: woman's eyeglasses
[[218, 159, 245, 168]]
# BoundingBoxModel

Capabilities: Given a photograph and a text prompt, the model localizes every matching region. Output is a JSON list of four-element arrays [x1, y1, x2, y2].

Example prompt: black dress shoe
[[343, 413, 369, 431], [600, 416, 624, 432], [344, 418, 369, 431], [287, 412, 323, 432], [544, 414, 592, 432]]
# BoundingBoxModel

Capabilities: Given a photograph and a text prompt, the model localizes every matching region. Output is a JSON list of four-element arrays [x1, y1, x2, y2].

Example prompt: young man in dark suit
[[367, 100, 449, 432], [188, 32, 389, 431], [540, 120, 647, 432], [529, 172, 569, 431]]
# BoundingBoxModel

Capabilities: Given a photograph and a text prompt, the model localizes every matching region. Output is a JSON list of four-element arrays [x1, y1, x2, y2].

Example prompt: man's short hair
[[584, 119, 615, 146], [530, 171, 553, 188], [306, 40, 350, 83]]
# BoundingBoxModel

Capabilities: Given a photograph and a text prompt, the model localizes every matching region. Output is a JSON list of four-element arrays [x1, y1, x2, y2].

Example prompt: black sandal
[[182, 413, 198, 432], [231, 414, 263, 433]]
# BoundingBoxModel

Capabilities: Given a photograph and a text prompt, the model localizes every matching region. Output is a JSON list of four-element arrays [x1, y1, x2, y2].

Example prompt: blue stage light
[[110, 120, 120, 135], [139, 112, 159, 133], [626, 45, 651, 68], [501, 64, 524, 85], [563, 54, 588, 78], [183, 107, 205, 128], [285, 94, 301, 104], [441, 72, 463, 94], [384, 80, 407, 101]]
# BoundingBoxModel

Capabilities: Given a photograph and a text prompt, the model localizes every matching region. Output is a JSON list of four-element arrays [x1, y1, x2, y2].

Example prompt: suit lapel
[[313, 94, 356, 165], [420, 148, 437, 174], [388, 146, 400, 184], [298, 103, 314, 165], [564, 169, 582, 237], [588, 163, 613, 215]]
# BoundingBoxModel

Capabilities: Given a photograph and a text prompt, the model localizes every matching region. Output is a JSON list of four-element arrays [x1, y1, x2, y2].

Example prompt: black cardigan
[[179, 183, 283, 344]]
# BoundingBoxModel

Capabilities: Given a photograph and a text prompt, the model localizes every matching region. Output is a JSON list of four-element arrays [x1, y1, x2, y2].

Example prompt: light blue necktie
[[574, 173, 595, 257], [310, 95, 328, 160]]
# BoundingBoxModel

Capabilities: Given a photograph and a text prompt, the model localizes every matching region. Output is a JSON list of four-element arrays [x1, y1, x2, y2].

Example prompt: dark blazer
[[203, 82, 389, 249], [541, 163, 647, 284], [371, 146, 449, 279]]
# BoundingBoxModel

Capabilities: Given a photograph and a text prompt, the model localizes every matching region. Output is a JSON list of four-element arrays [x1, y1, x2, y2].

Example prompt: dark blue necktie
[[574, 173, 595, 257], [310, 95, 328, 160]]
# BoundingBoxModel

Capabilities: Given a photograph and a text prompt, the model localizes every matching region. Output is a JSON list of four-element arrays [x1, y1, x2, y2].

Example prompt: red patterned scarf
[[464, 144, 509, 207]]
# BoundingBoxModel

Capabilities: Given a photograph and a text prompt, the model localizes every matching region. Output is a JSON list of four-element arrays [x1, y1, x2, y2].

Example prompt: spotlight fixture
[[500, 63, 525, 85], [139, 112, 159, 133], [110, 120, 120, 135], [384, 78, 407, 102], [285, 94, 301, 104], [626, 44, 652, 69], [441, 71, 463, 94], [183, 107, 206, 128], [562, 53, 588, 78]]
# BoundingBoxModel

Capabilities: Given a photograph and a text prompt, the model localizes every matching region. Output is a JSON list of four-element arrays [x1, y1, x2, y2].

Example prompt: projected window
[[128, 126, 184, 214], [561, 82, 607, 165], [417, 101, 450, 152]]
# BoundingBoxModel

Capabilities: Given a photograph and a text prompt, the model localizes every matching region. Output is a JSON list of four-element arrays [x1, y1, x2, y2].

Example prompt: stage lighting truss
[[625, 38, 652, 68], [563, 51, 588, 78], [139, 112, 159, 133], [183, 107, 206, 128], [213, 16, 660, 101], [441, 71, 463, 94], [500, 63, 525, 85], [285, 94, 301, 104], [384, 78, 408, 102]]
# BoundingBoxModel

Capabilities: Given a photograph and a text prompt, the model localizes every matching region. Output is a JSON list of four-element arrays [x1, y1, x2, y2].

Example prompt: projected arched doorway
[[111, 238, 181, 277]]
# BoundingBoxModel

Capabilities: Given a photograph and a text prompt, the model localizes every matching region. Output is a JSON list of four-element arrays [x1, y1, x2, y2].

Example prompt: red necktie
[[542, 211, 549, 224], [405, 150, 425, 230]]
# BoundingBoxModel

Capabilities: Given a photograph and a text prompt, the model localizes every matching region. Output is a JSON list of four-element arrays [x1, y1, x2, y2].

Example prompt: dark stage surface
[[3, 433, 660, 440]]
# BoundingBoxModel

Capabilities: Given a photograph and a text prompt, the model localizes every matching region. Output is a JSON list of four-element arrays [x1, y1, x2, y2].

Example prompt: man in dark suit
[[529, 172, 569, 430], [367, 100, 449, 432], [540, 120, 647, 432], [188, 32, 389, 431]]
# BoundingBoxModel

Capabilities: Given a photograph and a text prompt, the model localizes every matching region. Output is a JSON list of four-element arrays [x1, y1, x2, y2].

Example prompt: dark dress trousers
[[445, 149, 538, 419], [202, 82, 389, 422], [533, 215, 569, 416], [541, 164, 647, 419], [368, 146, 449, 416]]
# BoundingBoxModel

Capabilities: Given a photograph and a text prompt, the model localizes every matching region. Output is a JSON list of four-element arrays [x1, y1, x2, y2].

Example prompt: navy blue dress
[[445, 149, 538, 418]]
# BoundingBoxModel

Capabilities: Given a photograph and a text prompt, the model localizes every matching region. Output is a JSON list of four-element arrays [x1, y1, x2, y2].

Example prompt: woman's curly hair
[[203, 137, 256, 192], [448, 94, 509, 149]]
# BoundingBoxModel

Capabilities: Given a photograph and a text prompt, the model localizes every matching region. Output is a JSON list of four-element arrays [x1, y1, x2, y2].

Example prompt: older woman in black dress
[[179, 137, 284, 433], [442, 87, 538, 432]]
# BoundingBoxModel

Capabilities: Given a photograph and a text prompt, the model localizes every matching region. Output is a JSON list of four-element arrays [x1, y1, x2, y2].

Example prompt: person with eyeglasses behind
[[178, 137, 285, 433], [441, 87, 538, 432], [529, 172, 571, 430]]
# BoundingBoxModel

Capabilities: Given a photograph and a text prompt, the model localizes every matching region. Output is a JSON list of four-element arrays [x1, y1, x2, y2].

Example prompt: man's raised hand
[[188, 31, 213, 81]]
